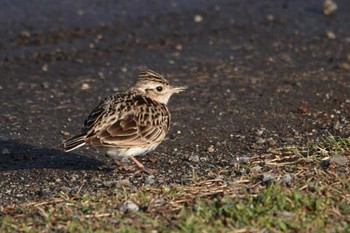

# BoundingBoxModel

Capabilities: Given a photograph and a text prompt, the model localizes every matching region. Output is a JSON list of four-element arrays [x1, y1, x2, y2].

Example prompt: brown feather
[[79, 93, 170, 148]]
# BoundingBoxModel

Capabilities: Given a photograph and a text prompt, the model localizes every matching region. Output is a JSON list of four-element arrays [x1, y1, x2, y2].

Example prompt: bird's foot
[[130, 156, 156, 174], [113, 160, 156, 174], [135, 166, 156, 175], [113, 161, 137, 173]]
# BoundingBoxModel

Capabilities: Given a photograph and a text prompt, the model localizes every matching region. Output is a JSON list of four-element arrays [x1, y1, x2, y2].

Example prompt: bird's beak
[[172, 86, 187, 93]]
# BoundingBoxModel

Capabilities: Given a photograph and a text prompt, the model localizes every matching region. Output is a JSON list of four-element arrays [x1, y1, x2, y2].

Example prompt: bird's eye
[[156, 86, 163, 92]]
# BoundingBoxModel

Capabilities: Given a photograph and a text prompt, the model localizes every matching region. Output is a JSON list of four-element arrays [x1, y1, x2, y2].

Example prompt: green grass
[[1, 136, 349, 232]]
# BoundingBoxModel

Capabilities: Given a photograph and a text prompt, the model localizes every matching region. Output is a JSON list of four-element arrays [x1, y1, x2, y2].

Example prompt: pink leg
[[130, 156, 156, 174]]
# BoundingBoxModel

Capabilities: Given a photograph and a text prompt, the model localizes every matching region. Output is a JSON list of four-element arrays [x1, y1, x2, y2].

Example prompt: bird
[[61, 69, 186, 173]]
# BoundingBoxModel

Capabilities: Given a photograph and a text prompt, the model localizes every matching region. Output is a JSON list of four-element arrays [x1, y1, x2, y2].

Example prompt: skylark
[[61, 70, 186, 173]]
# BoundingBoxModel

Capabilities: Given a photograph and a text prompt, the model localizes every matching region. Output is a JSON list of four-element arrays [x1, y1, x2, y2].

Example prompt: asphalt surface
[[0, 0, 350, 207]]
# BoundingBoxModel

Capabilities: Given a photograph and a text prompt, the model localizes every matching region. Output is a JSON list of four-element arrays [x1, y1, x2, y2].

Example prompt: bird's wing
[[82, 100, 107, 133], [85, 95, 170, 147], [82, 93, 121, 134]]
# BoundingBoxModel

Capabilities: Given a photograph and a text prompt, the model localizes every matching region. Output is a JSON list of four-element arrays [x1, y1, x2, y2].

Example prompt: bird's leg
[[130, 156, 156, 174]]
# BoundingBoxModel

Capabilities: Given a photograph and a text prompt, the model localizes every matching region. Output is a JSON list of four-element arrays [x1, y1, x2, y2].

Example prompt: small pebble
[[61, 131, 70, 136], [189, 154, 200, 162], [333, 121, 340, 130], [329, 155, 348, 166], [175, 43, 183, 51], [250, 165, 262, 174], [60, 186, 72, 194], [266, 14, 274, 22], [268, 139, 277, 146], [194, 14, 203, 23], [41, 82, 49, 88], [81, 83, 90, 90], [256, 128, 265, 136], [96, 34, 103, 40], [280, 173, 293, 185], [116, 178, 132, 187], [2, 148, 10, 155], [236, 156, 250, 164], [322, 0, 337, 16], [208, 145, 215, 153], [277, 211, 294, 219], [145, 175, 155, 185], [20, 30, 30, 38], [338, 63, 350, 71], [154, 198, 165, 205], [256, 137, 266, 144], [42, 64, 49, 72], [284, 137, 295, 143], [262, 172, 275, 184], [326, 31, 336, 40], [120, 201, 139, 212], [97, 72, 105, 79], [103, 181, 115, 188], [216, 175, 225, 180], [77, 9, 84, 16]]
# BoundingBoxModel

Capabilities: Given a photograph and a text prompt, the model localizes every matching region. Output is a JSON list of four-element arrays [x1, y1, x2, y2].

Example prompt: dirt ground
[[0, 0, 349, 207]]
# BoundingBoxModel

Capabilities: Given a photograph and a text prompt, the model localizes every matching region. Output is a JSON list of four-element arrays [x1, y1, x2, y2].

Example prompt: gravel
[[0, 0, 349, 207]]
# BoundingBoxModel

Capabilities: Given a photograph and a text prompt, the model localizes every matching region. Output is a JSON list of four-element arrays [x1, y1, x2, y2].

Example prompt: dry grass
[[1, 136, 349, 232]]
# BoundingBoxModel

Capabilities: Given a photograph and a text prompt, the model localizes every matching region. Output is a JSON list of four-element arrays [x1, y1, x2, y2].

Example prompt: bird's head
[[131, 70, 186, 104]]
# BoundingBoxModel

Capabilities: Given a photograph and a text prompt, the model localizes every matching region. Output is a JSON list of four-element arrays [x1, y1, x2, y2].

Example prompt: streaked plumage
[[61, 69, 186, 173]]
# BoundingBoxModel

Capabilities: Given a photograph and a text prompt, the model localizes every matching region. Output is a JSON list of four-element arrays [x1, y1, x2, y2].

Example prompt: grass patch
[[1, 136, 349, 232]]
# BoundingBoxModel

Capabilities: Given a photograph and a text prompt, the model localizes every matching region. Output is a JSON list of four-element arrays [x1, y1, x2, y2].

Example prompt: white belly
[[105, 143, 160, 160]]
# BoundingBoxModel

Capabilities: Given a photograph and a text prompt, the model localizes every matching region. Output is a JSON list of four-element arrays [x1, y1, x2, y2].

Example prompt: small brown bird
[[61, 70, 186, 173]]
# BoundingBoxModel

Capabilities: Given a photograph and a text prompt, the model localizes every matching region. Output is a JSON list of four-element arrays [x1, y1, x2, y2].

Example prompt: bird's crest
[[138, 69, 169, 85]]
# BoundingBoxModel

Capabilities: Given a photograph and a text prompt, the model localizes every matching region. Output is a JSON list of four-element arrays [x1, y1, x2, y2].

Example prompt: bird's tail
[[61, 133, 87, 152]]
